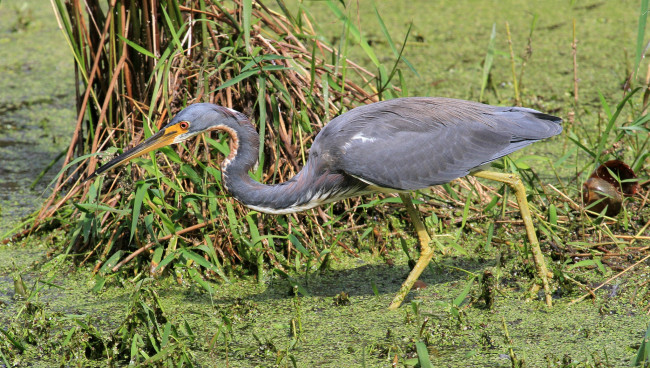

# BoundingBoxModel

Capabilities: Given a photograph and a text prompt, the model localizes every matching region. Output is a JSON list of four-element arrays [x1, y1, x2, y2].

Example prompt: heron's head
[[88, 103, 240, 180]]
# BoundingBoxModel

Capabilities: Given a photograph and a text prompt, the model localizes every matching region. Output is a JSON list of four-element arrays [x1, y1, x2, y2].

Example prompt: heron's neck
[[220, 117, 351, 214]]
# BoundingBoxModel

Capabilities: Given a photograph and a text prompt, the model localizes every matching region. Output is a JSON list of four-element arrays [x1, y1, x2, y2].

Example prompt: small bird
[[88, 97, 562, 309]]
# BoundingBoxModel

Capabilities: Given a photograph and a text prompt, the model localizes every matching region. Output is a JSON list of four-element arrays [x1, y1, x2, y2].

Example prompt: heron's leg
[[471, 170, 552, 307], [388, 193, 435, 310]]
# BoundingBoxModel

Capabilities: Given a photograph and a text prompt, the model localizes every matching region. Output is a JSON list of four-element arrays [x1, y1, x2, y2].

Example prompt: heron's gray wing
[[312, 97, 561, 191]]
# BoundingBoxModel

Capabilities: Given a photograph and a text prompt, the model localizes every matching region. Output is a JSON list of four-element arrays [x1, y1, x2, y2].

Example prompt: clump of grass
[[30, 0, 413, 281], [110, 279, 197, 365]]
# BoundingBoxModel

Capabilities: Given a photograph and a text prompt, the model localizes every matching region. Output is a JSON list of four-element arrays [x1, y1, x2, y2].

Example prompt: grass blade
[[415, 341, 434, 368], [131, 182, 152, 243], [326, 0, 380, 67], [243, 0, 252, 54], [635, 0, 650, 78], [633, 323, 650, 366], [374, 6, 417, 74], [288, 234, 311, 258], [480, 24, 497, 101], [595, 88, 640, 162], [118, 34, 156, 58]]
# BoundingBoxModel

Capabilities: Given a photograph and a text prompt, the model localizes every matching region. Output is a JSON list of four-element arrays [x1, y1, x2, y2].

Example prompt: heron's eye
[[179, 121, 190, 130]]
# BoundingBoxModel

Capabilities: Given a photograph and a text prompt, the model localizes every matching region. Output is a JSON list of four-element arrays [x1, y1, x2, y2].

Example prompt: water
[[0, 1, 75, 236]]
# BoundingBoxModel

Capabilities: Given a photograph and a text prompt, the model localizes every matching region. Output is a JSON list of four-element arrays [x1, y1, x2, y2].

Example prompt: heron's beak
[[86, 123, 187, 181]]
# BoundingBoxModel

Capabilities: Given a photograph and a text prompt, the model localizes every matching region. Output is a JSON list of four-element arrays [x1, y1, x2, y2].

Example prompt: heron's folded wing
[[315, 98, 561, 191]]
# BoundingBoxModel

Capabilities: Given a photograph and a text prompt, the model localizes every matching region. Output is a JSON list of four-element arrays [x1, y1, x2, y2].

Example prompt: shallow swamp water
[[1, 0, 649, 367]]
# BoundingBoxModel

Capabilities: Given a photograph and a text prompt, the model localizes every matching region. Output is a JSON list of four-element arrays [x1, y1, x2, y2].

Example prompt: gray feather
[[310, 97, 562, 191]]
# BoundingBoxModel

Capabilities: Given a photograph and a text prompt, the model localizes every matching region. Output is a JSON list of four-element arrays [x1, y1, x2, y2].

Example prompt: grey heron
[[88, 97, 562, 309]]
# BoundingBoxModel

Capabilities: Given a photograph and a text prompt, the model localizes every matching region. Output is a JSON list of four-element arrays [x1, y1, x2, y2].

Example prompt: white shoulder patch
[[342, 133, 376, 151]]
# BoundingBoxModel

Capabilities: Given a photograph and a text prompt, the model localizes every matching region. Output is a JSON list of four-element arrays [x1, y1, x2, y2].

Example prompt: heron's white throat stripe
[[210, 124, 239, 171]]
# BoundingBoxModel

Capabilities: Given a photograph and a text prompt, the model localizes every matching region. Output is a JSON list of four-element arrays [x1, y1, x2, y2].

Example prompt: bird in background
[[88, 97, 562, 309]]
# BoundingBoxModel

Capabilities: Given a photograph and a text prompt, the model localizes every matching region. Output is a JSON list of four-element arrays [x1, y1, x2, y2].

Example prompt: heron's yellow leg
[[388, 193, 435, 310], [471, 170, 552, 307], [388, 171, 553, 310]]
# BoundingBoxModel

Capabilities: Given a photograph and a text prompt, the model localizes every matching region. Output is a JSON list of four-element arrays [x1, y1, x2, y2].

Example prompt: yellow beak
[[87, 123, 188, 181]]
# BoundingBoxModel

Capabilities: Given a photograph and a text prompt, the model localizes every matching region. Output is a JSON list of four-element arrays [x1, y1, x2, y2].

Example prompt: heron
[[88, 97, 562, 309]]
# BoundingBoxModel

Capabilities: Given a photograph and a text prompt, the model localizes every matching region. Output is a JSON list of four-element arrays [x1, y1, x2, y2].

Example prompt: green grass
[[1, 0, 650, 367]]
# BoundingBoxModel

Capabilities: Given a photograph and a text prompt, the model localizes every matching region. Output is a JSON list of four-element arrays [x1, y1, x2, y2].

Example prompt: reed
[[41, 0, 411, 280]]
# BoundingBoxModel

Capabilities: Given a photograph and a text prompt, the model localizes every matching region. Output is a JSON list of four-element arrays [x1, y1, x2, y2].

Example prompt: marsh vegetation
[[1, 0, 649, 367]]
